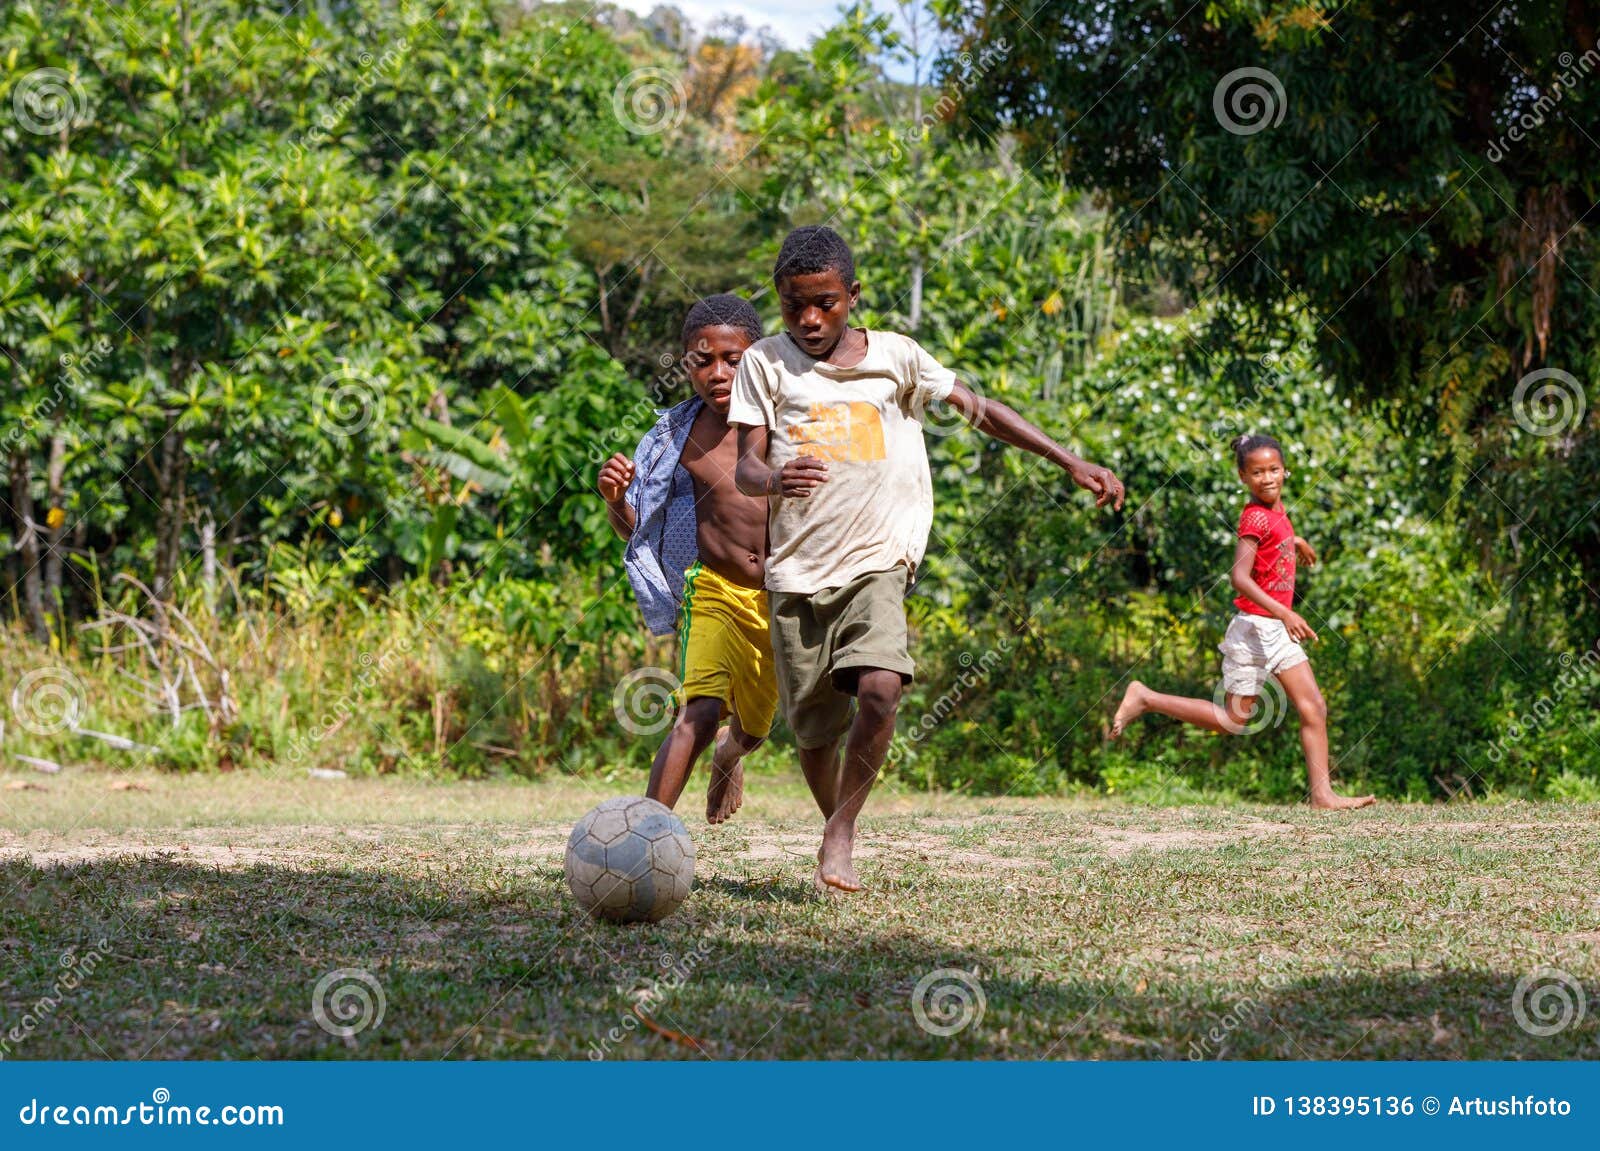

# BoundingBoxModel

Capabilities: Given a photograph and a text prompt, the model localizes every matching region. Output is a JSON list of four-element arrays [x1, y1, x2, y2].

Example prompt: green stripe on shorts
[[677, 561, 702, 686]]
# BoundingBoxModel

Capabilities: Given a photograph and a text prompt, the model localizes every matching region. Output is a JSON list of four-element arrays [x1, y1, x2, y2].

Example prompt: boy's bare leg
[[798, 740, 843, 820], [706, 713, 761, 824], [1112, 679, 1255, 736], [645, 697, 722, 811], [1276, 662, 1375, 810], [817, 668, 902, 893]]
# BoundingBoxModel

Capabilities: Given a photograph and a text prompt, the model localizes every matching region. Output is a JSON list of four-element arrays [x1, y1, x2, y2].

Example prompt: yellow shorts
[[676, 561, 778, 739]]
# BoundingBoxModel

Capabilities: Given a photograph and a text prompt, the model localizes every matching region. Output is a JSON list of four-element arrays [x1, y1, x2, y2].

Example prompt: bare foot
[[815, 817, 861, 892], [1110, 680, 1148, 739], [705, 727, 745, 824], [1310, 792, 1376, 810]]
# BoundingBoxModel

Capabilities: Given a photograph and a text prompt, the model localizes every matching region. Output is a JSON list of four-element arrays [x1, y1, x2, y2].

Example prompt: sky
[[610, 0, 837, 51], [607, 0, 933, 80]]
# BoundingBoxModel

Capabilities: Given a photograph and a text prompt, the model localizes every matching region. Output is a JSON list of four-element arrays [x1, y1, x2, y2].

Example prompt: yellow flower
[[46, 507, 65, 530], [328, 508, 344, 528], [1041, 291, 1064, 316]]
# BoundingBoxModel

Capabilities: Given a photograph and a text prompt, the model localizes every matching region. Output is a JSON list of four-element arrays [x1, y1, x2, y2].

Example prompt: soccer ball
[[565, 796, 695, 923]]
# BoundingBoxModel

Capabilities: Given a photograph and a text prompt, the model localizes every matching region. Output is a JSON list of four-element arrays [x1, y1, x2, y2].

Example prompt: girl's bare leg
[[1112, 680, 1256, 736], [1274, 661, 1375, 810]]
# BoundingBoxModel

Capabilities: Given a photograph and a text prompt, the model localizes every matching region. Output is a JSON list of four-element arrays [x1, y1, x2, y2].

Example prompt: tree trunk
[[153, 424, 186, 602], [908, 12, 925, 334], [8, 452, 49, 642], [200, 511, 217, 610], [595, 264, 614, 352], [909, 255, 924, 332], [43, 432, 65, 628], [620, 262, 655, 348]]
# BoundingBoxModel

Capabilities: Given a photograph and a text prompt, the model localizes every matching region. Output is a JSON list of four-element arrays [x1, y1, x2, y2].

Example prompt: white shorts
[[1217, 613, 1308, 697]]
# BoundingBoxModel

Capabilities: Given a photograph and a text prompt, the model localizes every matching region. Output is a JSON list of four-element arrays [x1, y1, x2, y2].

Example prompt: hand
[[1067, 458, 1126, 511], [1294, 536, 1318, 567], [769, 456, 829, 498], [597, 453, 634, 504], [1283, 611, 1318, 643]]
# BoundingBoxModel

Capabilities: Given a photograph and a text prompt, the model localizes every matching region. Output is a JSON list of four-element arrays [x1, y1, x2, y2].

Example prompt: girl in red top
[[1111, 433, 1375, 810]]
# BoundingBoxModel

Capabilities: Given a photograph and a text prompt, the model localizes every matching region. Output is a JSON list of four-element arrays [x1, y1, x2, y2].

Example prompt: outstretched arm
[[943, 381, 1125, 510], [734, 424, 829, 498]]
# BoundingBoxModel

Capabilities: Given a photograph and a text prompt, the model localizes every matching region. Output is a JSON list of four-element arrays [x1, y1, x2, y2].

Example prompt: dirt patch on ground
[[0, 807, 1310, 876], [0, 826, 365, 869], [1083, 816, 1301, 858], [0, 819, 1061, 878]]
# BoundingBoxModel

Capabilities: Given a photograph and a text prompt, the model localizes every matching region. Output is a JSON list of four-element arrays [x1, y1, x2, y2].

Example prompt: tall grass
[[4, 571, 1596, 803]]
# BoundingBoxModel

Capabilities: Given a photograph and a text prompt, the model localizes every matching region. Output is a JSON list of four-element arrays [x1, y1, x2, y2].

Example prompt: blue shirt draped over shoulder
[[623, 395, 703, 636]]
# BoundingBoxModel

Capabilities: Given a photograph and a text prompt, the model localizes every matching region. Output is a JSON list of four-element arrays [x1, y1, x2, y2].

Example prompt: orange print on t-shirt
[[791, 401, 886, 462]]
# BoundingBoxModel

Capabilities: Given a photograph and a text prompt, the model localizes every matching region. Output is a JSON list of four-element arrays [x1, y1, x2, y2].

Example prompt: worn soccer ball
[[565, 796, 695, 923]]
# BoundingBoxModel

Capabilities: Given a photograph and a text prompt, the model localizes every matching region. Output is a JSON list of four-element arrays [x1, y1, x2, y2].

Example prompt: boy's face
[[776, 269, 860, 359], [1238, 447, 1286, 505], [683, 325, 753, 414]]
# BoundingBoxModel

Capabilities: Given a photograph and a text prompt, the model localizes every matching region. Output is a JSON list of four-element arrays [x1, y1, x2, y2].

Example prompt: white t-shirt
[[727, 329, 958, 594]]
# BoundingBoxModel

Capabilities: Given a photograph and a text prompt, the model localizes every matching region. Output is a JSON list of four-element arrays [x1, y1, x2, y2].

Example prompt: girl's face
[[1238, 446, 1286, 505]]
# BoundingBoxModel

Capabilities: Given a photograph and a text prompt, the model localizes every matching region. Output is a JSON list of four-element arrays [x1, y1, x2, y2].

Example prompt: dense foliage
[[939, 0, 1600, 632], [1, 0, 1594, 800]]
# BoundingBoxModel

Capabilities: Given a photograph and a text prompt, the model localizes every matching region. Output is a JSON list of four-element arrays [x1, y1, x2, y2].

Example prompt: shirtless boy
[[599, 294, 776, 823]]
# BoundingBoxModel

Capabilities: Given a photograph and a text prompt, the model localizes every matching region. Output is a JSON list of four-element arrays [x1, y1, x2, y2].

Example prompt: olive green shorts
[[767, 567, 915, 750]]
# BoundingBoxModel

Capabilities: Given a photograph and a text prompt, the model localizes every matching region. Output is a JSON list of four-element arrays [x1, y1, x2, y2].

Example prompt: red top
[[1233, 502, 1296, 616]]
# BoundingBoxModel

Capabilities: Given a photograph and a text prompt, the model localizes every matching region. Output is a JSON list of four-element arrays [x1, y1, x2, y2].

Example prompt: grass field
[[1, 767, 1596, 1061]]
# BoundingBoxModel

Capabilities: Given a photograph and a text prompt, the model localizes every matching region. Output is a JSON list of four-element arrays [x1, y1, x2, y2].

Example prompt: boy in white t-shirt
[[728, 225, 1126, 891]]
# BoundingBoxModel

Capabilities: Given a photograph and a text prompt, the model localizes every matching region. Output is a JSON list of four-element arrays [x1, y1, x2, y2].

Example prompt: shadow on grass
[[694, 873, 816, 905], [1, 857, 1594, 1061]]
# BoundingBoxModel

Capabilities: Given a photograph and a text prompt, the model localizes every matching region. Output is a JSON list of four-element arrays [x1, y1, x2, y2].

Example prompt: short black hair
[[681, 293, 763, 349], [773, 224, 855, 287], [1230, 432, 1284, 469]]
